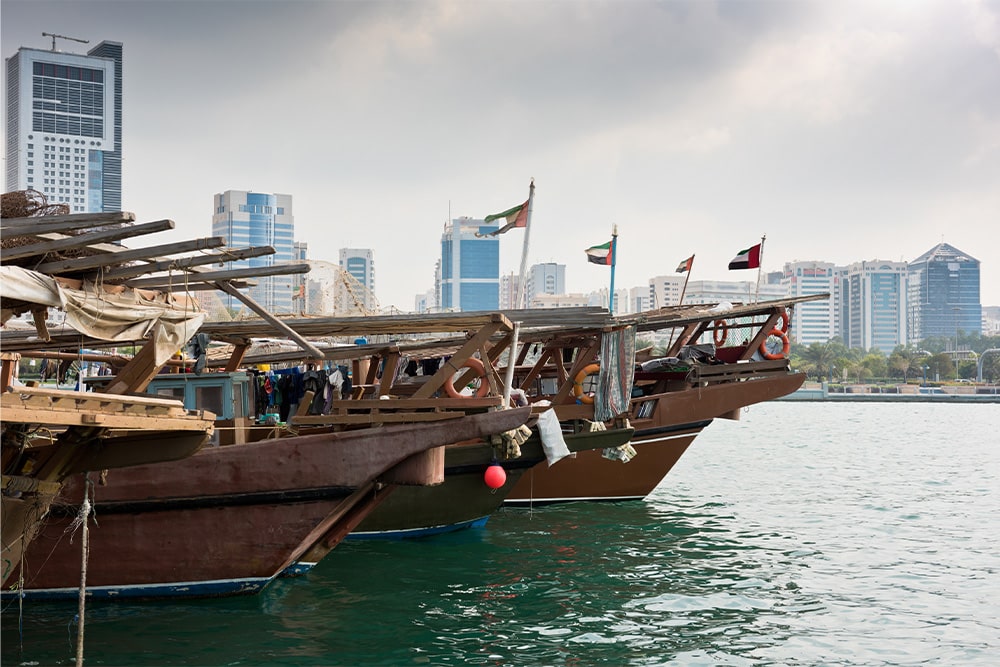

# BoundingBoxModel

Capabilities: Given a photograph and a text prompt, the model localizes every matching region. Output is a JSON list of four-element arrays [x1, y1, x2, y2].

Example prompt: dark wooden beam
[[99, 245, 276, 281], [124, 262, 310, 289], [33, 236, 227, 274], [1, 219, 175, 262], [0, 211, 135, 235]]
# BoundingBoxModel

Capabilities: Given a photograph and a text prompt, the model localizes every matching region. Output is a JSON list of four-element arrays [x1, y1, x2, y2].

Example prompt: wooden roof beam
[[124, 262, 309, 289], [0, 211, 135, 235], [0, 219, 175, 262], [99, 245, 276, 281], [33, 236, 228, 275]]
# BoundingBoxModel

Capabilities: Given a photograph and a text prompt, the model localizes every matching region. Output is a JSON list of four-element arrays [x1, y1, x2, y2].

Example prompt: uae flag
[[675, 255, 694, 273], [585, 241, 614, 265], [480, 200, 529, 236], [728, 243, 761, 270]]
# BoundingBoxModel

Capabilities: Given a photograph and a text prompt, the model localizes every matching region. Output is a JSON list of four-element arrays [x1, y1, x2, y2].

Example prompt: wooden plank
[[124, 262, 310, 289], [4, 384, 186, 408], [0, 405, 212, 430], [0, 219, 175, 261], [0, 211, 135, 235], [326, 397, 503, 410], [33, 236, 227, 274], [291, 412, 464, 426], [99, 245, 276, 281]]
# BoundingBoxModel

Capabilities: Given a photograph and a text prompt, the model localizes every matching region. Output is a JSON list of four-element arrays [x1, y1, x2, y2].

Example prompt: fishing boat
[[1, 203, 229, 587], [9, 405, 529, 599], [501, 297, 817, 504]]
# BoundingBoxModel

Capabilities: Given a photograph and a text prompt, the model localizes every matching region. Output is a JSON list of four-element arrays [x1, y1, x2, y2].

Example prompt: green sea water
[[3, 402, 999, 666]]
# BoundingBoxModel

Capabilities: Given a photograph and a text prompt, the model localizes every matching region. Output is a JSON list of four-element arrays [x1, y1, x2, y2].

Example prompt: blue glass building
[[5, 41, 122, 212], [906, 243, 982, 342], [439, 217, 499, 312], [212, 190, 296, 314]]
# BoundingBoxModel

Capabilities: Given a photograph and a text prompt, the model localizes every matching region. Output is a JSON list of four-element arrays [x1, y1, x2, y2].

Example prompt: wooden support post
[[379, 351, 401, 397], [1, 353, 21, 391], [225, 343, 250, 372]]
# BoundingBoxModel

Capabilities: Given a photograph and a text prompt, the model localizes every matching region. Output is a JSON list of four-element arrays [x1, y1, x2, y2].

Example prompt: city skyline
[[2, 1, 997, 308]]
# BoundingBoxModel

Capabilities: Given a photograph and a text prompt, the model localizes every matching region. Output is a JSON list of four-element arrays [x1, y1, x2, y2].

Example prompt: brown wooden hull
[[1, 478, 61, 587], [346, 426, 636, 539], [506, 373, 805, 504], [505, 423, 705, 504], [8, 408, 529, 599]]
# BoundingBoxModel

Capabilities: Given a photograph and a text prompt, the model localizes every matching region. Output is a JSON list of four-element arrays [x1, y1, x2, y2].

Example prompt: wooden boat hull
[[505, 422, 708, 504], [505, 372, 805, 504], [346, 426, 637, 540], [7, 408, 529, 599]]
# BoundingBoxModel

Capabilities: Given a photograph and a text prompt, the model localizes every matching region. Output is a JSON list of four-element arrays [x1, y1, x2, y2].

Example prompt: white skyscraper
[[5, 40, 123, 212], [781, 261, 838, 345]]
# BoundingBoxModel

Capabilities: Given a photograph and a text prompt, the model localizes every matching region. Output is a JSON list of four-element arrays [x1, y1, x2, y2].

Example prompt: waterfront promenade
[[779, 381, 1000, 403]]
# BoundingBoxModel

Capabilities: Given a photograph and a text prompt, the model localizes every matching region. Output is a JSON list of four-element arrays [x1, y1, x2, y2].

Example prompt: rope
[[73, 474, 94, 667]]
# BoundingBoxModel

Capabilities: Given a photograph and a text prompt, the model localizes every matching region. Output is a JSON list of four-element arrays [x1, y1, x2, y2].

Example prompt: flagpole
[[515, 179, 535, 309], [754, 234, 766, 303], [679, 255, 693, 306], [608, 224, 618, 313]]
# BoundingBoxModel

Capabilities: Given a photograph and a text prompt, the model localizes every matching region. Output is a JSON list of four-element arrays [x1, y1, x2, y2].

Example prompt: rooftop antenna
[[42, 32, 89, 51]]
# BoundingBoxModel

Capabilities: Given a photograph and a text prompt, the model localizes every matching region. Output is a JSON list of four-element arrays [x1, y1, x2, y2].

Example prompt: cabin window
[[195, 385, 224, 416]]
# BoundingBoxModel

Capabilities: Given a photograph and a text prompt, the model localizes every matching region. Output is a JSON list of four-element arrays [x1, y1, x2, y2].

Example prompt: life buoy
[[572, 363, 601, 405], [775, 308, 790, 334], [713, 320, 728, 346], [759, 329, 790, 360], [443, 357, 491, 398]]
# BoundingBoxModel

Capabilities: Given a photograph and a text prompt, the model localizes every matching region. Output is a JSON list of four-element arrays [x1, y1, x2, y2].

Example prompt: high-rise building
[[906, 243, 982, 343], [212, 190, 296, 314], [499, 273, 521, 310], [781, 261, 838, 345], [629, 285, 652, 313], [839, 260, 907, 353], [526, 263, 565, 302], [439, 217, 499, 312], [337, 248, 377, 314], [647, 274, 687, 307], [5, 40, 123, 212], [681, 280, 786, 306]]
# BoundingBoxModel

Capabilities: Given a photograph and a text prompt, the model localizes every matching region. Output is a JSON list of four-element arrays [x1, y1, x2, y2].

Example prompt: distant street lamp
[[922, 364, 929, 386]]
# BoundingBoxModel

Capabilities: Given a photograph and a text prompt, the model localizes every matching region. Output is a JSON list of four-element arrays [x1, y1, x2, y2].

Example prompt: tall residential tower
[[5, 40, 122, 212]]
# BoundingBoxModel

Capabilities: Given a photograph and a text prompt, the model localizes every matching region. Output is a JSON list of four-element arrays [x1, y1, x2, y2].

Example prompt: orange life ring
[[775, 308, 790, 334], [443, 357, 491, 398], [572, 363, 601, 405], [759, 329, 790, 360], [713, 320, 728, 346]]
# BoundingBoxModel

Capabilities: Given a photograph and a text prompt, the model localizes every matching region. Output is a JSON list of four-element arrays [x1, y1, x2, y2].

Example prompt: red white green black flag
[[585, 241, 614, 266]]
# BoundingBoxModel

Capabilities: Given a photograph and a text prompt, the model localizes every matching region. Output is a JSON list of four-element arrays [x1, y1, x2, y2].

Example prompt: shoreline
[[778, 383, 1000, 403]]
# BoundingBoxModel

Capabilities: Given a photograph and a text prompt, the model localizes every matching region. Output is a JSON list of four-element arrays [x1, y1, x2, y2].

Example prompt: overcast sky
[[3, 0, 998, 310]]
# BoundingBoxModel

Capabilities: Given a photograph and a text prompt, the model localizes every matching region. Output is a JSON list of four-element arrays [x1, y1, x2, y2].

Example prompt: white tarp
[[1, 265, 205, 365]]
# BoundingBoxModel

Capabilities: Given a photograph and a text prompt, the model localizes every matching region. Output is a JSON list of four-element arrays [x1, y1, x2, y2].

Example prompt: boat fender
[[713, 320, 728, 346], [759, 329, 790, 360], [443, 357, 491, 398], [572, 363, 601, 405]]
